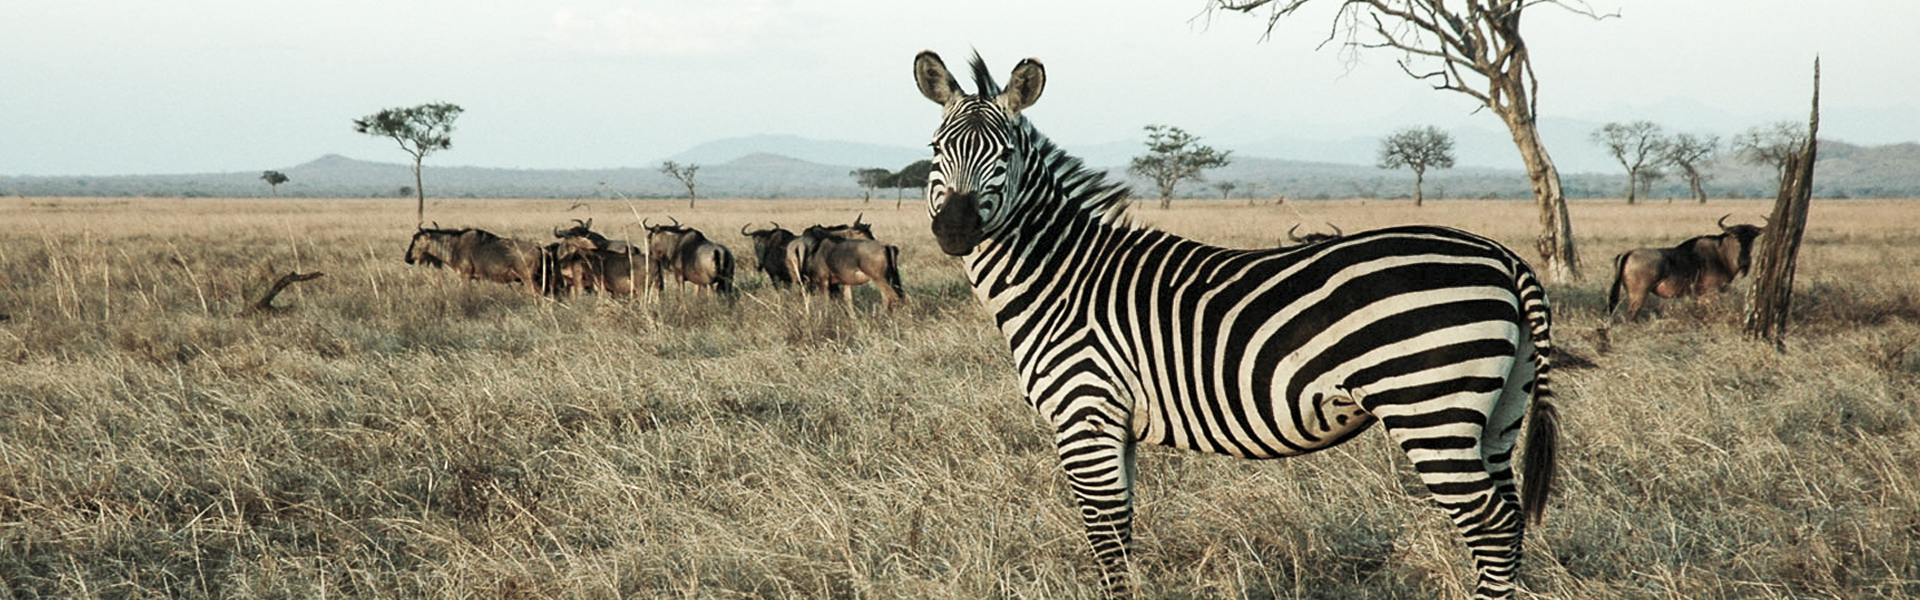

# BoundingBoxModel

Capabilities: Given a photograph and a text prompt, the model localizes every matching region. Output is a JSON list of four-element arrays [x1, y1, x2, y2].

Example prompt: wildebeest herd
[[404, 214, 906, 311]]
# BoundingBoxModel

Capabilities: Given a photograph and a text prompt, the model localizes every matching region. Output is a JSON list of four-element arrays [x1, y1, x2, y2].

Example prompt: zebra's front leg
[[1051, 404, 1139, 598]]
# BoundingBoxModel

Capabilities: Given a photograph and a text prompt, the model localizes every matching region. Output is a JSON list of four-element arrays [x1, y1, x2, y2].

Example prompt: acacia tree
[[659, 161, 701, 208], [1213, 180, 1240, 200], [1212, 0, 1607, 281], [352, 102, 462, 227], [1129, 124, 1232, 209], [891, 159, 934, 208], [1590, 121, 1667, 204], [851, 168, 892, 203], [1733, 121, 1809, 187], [1377, 125, 1456, 206], [260, 170, 289, 197], [1662, 132, 1719, 203]]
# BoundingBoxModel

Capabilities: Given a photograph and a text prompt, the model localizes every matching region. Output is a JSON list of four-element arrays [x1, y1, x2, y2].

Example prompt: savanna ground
[[1, 195, 1916, 599]]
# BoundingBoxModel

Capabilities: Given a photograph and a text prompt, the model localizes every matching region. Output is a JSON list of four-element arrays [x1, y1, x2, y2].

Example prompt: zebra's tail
[[1517, 267, 1560, 526]]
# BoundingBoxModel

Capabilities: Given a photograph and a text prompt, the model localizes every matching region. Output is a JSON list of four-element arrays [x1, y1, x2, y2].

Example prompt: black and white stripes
[[913, 50, 1558, 600]]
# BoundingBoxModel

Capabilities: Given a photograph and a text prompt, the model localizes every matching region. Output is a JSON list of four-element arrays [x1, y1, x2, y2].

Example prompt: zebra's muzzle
[[931, 190, 985, 256]]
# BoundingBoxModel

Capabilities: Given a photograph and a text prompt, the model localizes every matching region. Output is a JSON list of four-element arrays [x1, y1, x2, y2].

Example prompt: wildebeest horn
[[1328, 223, 1342, 237], [553, 225, 565, 237], [741, 223, 753, 236], [669, 215, 681, 227], [854, 213, 865, 226], [642, 217, 652, 229], [1717, 214, 1732, 232], [1287, 224, 1306, 243]]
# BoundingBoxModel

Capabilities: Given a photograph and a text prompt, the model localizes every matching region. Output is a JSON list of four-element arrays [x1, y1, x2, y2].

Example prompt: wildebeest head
[[1716, 214, 1766, 276], [742, 222, 799, 286], [553, 218, 610, 245], [406, 226, 461, 267], [1286, 223, 1344, 246]]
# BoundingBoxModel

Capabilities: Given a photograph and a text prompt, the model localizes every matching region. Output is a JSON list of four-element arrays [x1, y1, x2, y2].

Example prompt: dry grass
[[1, 196, 1916, 599]]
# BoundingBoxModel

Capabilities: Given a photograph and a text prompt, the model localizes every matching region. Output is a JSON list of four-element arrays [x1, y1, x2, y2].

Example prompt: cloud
[[546, 2, 789, 57]]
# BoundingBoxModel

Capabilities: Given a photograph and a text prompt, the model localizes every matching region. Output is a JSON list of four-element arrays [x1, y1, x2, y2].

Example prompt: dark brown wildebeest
[[784, 214, 876, 289], [405, 226, 546, 294], [798, 224, 905, 312], [1285, 223, 1343, 246], [1608, 214, 1766, 321], [644, 217, 736, 295], [741, 222, 799, 288], [548, 219, 637, 297]]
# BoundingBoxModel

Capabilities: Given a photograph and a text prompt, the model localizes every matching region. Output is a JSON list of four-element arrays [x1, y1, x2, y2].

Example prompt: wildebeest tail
[[1515, 263, 1559, 527], [713, 247, 736, 294], [885, 245, 905, 301], [1606, 251, 1630, 315]]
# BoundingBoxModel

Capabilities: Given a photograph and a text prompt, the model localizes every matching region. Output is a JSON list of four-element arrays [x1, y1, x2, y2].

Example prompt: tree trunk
[[1503, 111, 1579, 282], [1625, 166, 1638, 204], [1686, 166, 1707, 203], [1413, 167, 1425, 207], [412, 158, 426, 228], [1745, 60, 1819, 350]]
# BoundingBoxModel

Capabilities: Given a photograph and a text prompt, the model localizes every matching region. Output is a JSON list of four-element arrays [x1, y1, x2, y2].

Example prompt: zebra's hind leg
[[1376, 402, 1527, 599], [1051, 404, 1140, 598]]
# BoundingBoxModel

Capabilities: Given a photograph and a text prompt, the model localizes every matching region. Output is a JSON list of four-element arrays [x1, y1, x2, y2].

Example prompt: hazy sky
[[3, 1, 1914, 176]]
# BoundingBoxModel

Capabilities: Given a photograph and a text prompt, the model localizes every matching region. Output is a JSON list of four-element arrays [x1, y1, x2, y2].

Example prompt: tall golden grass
[[1, 196, 1916, 599]]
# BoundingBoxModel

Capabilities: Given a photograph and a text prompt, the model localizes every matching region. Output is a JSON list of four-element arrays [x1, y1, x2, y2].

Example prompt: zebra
[[910, 50, 1560, 599]]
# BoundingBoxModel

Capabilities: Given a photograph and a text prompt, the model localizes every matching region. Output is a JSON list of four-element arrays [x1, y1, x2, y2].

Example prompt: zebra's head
[[913, 50, 1045, 256]]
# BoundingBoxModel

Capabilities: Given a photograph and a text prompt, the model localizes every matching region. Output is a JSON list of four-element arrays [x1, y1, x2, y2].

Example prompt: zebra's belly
[[1133, 380, 1377, 459]]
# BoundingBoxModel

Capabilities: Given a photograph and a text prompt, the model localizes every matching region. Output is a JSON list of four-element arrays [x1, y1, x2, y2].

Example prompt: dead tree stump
[[246, 271, 325, 314]]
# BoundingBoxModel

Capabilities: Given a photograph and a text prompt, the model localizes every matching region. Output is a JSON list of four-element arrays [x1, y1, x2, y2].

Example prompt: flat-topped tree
[[1377, 125, 1455, 206], [353, 102, 462, 227], [1129, 124, 1231, 209]]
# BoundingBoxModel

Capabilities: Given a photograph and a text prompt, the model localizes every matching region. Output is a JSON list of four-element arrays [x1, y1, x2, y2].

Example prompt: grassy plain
[[1, 196, 1916, 599]]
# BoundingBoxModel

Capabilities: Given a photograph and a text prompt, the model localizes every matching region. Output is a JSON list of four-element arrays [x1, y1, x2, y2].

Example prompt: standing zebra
[[911, 51, 1559, 599]]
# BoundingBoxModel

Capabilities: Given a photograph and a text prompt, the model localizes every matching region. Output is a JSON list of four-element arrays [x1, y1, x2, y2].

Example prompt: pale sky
[[2, 0, 1914, 176]]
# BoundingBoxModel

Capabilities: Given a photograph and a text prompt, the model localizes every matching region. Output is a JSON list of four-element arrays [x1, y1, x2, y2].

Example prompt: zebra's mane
[[967, 51, 1000, 98], [969, 52, 1136, 229]]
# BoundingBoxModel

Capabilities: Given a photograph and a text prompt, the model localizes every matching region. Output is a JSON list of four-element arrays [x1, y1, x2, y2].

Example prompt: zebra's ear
[[915, 51, 963, 105], [999, 58, 1045, 113]]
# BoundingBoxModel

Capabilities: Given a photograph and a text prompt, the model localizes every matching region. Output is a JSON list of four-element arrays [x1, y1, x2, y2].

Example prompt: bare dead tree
[[1662, 132, 1719, 203], [1209, 0, 1616, 282], [1590, 120, 1666, 204], [1745, 59, 1818, 350], [246, 271, 325, 314]]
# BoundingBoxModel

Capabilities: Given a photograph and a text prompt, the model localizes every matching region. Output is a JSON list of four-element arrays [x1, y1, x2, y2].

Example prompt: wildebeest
[[798, 224, 905, 312], [1608, 214, 1766, 321], [644, 217, 736, 294], [405, 226, 546, 294], [741, 222, 799, 288], [548, 219, 637, 297], [785, 214, 876, 289], [1285, 223, 1343, 246]]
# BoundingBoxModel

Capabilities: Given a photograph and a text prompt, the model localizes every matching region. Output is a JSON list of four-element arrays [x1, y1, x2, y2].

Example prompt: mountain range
[[5, 134, 1917, 200]]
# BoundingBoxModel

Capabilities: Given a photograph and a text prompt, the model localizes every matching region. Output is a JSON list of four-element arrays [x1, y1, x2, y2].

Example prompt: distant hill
[[3, 140, 1915, 200], [664, 134, 927, 169]]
